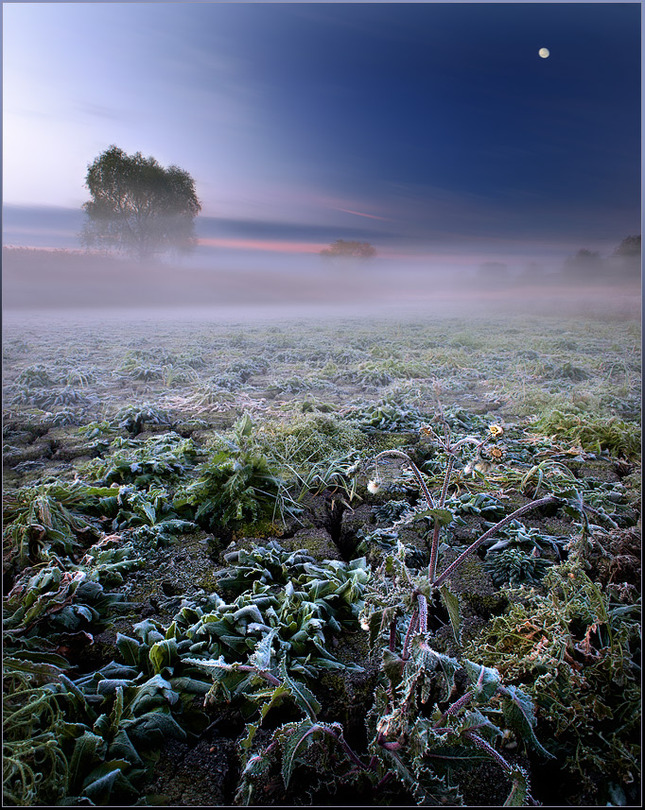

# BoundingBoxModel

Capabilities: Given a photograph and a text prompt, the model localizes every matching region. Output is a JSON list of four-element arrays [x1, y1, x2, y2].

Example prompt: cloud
[[198, 237, 327, 254], [74, 101, 126, 121], [334, 208, 392, 221], [196, 214, 394, 243]]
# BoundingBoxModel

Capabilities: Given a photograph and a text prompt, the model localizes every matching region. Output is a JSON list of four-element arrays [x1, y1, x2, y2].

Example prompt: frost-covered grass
[[2, 307, 641, 806]]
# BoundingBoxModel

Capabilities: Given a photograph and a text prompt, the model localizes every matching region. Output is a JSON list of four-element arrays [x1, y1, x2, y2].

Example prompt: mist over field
[[2, 247, 640, 324]]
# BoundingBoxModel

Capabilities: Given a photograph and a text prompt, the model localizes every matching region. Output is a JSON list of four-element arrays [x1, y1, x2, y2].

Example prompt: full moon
[[539, 47, 550, 58]]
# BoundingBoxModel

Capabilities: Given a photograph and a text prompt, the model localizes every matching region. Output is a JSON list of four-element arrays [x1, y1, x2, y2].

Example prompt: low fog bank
[[2, 247, 640, 322]]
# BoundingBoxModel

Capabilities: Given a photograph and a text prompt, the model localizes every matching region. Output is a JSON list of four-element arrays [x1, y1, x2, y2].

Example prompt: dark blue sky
[[3, 1, 641, 271]]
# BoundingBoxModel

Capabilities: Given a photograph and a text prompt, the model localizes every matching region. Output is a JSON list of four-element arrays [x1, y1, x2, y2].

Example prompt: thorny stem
[[428, 520, 442, 582], [463, 730, 512, 774], [317, 724, 369, 772], [428, 454, 456, 580], [463, 731, 537, 806], [438, 454, 455, 507], [433, 691, 473, 728], [375, 771, 395, 790], [388, 620, 398, 653], [432, 495, 560, 588], [401, 607, 419, 661], [227, 664, 281, 686], [416, 592, 428, 634]]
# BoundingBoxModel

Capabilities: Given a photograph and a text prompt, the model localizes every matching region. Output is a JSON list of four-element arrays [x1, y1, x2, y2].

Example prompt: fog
[[2, 247, 640, 323]]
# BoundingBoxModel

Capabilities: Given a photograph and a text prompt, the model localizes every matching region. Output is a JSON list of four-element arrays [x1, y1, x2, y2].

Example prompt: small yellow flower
[[367, 479, 381, 494], [481, 443, 506, 462], [489, 424, 504, 438]]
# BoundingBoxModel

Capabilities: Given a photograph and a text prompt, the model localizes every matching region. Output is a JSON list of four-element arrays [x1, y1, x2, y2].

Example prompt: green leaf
[[409, 637, 459, 703], [460, 709, 503, 742], [248, 629, 278, 671], [59, 673, 95, 717], [68, 730, 107, 791], [109, 685, 124, 736], [126, 674, 179, 716], [504, 764, 531, 806], [94, 712, 111, 737], [2, 655, 65, 679], [169, 676, 211, 695], [108, 729, 143, 767], [132, 618, 164, 645], [415, 507, 454, 526], [382, 648, 404, 689], [125, 709, 187, 746], [499, 685, 555, 759], [6, 649, 72, 669], [233, 604, 265, 627], [463, 660, 501, 702], [439, 583, 462, 644], [259, 684, 291, 725], [279, 658, 320, 721], [83, 767, 121, 803], [82, 760, 136, 803], [281, 719, 319, 789], [240, 721, 260, 754], [148, 639, 178, 674]]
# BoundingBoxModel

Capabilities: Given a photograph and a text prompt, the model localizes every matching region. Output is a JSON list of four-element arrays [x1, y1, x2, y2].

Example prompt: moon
[[539, 47, 550, 58]]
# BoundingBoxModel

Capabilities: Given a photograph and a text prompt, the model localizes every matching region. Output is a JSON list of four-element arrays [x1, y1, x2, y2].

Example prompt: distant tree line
[[476, 235, 640, 285], [561, 235, 640, 281]]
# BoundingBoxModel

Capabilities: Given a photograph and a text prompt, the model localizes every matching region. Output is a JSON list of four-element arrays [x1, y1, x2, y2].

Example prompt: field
[[2, 301, 641, 806]]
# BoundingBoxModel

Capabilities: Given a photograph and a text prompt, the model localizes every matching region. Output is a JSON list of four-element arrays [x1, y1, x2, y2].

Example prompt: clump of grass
[[530, 410, 640, 459], [15, 365, 57, 388], [256, 413, 368, 470], [174, 413, 301, 532], [3, 666, 69, 806]]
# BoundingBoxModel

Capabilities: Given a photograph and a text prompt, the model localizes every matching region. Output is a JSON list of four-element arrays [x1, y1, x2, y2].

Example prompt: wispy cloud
[[198, 237, 327, 254], [335, 207, 391, 221]]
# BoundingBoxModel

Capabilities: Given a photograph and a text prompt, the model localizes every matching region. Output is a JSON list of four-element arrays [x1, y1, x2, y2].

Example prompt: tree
[[607, 234, 641, 282], [81, 146, 201, 260], [320, 239, 377, 260], [562, 248, 604, 279], [613, 234, 641, 258]]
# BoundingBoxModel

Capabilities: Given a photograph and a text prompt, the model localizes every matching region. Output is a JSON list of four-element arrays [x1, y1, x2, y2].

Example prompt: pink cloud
[[198, 237, 328, 254], [335, 207, 391, 221]]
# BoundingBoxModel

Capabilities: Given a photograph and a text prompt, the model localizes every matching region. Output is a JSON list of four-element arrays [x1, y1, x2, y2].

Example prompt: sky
[[2, 1, 642, 275]]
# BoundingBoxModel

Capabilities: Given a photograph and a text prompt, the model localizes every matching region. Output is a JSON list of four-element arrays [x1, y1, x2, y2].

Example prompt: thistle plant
[[356, 416, 562, 803]]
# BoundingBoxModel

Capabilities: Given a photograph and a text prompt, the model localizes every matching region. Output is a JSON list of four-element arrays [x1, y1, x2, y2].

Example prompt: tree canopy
[[320, 239, 377, 260], [81, 146, 201, 260], [613, 234, 640, 257], [563, 248, 604, 278]]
